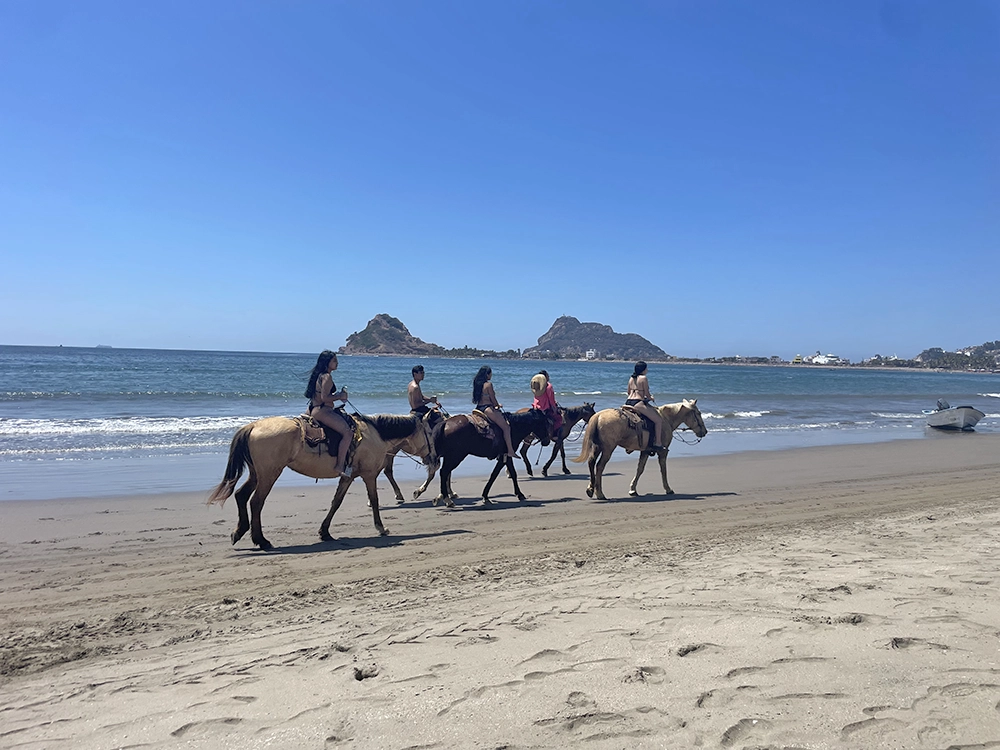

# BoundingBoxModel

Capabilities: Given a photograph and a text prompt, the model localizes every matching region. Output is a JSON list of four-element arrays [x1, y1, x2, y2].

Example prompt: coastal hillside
[[522, 316, 669, 361], [339, 314, 446, 356]]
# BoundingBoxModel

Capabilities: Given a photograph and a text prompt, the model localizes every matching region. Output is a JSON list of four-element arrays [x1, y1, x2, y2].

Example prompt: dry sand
[[2, 436, 1000, 749]]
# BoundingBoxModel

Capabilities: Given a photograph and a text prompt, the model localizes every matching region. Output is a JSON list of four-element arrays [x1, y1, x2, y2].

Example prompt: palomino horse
[[207, 412, 439, 549], [517, 402, 596, 477], [572, 400, 707, 500], [418, 408, 552, 506]]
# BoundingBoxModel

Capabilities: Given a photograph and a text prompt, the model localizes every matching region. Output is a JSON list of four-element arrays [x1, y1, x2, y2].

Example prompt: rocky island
[[522, 316, 668, 361], [339, 314, 446, 356]]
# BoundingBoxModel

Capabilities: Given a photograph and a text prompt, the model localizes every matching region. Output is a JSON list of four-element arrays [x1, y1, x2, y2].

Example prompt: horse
[[417, 408, 553, 507], [207, 411, 439, 549], [517, 402, 596, 477], [572, 400, 707, 500]]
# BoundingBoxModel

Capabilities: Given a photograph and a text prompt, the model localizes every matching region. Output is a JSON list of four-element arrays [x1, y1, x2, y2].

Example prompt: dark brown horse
[[419, 408, 553, 507], [207, 412, 438, 549], [517, 402, 596, 477]]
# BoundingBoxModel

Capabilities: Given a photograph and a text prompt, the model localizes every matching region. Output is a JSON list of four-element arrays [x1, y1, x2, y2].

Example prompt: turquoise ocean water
[[1, 345, 998, 501]]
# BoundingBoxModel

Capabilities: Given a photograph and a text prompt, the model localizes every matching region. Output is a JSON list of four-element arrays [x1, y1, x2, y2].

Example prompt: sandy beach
[[2, 436, 1000, 749]]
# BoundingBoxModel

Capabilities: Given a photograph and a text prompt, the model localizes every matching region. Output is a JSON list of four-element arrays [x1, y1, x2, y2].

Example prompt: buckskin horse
[[517, 402, 596, 477], [207, 411, 439, 549], [418, 408, 552, 506], [572, 400, 707, 500]]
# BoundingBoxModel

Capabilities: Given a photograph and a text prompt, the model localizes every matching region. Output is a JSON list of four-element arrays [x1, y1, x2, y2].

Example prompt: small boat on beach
[[924, 399, 985, 431]]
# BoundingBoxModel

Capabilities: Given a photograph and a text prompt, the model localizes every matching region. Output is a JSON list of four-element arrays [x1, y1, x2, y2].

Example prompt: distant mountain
[[913, 341, 1000, 370], [339, 314, 446, 356], [522, 316, 669, 361]]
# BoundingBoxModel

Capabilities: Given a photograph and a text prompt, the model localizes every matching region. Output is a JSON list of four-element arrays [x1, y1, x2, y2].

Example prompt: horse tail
[[207, 424, 253, 507], [432, 418, 448, 456], [571, 418, 597, 463]]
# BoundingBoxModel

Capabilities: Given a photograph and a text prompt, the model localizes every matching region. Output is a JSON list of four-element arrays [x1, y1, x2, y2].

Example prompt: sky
[[1, 1, 997, 362]]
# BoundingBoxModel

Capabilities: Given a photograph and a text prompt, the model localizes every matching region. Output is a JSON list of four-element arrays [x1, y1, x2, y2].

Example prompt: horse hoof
[[541, 470, 548, 478], [379, 528, 389, 536], [319, 530, 333, 542], [517, 495, 526, 502], [562, 469, 571, 475], [446, 499, 455, 508], [586, 487, 594, 498], [255, 538, 273, 551], [628, 489, 638, 497], [432, 497, 441, 506]]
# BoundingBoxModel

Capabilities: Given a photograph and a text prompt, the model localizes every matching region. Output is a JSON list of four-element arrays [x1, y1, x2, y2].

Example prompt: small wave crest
[[871, 412, 924, 420], [980, 393, 1000, 399], [0, 415, 258, 437], [702, 410, 772, 419]]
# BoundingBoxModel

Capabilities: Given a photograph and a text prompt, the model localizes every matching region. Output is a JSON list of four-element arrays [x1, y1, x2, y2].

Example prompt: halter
[[672, 405, 705, 445]]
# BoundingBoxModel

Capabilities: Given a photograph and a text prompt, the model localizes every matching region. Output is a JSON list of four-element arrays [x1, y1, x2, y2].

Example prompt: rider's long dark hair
[[472, 365, 492, 404], [305, 350, 337, 400], [629, 361, 647, 389]]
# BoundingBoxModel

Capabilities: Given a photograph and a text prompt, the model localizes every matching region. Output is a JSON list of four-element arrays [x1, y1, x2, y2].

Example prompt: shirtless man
[[408, 365, 439, 417]]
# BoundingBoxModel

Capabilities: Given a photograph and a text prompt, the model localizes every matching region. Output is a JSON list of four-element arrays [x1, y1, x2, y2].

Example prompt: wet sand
[[2, 436, 1000, 748]]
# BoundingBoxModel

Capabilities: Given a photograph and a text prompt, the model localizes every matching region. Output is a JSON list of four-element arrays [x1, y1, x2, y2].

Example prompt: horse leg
[[542, 440, 559, 477], [593, 451, 612, 501], [586, 449, 600, 498], [657, 449, 674, 494], [364, 474, 389, 536], [412, 458, 438, 500], [482, 458, 506, 504], [231, 473, 256, 545], [629, 453, 650, 497], [319, 475, 354, 541], [382, 451, 406, 504], [248, 471, 280, 550], [506, 456, 526, 502], [519, 440, 533, 477], [435, 457, 457, 508]]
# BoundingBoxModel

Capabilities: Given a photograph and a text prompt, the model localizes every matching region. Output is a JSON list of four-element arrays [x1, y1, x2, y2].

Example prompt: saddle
[[620, 405, 657, 454], [470, 409, 508, 457], [298, 410, 362, 462]]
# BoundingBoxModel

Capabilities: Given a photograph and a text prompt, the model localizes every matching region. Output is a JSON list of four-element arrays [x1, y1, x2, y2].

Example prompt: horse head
[[581, 402, 597, 423], [680, 398, 708, 438]]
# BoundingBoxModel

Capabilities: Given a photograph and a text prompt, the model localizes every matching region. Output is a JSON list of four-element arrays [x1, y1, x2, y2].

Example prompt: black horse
[[428, 408, 552, 506], [517, 402, 596, 477]]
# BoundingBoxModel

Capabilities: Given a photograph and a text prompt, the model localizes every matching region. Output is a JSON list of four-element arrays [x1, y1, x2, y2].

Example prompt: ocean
[[1, 345, 998, 501]]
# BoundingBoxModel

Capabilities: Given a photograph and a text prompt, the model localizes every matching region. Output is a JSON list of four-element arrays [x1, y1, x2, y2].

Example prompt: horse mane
[[356, 413, 420, 440]]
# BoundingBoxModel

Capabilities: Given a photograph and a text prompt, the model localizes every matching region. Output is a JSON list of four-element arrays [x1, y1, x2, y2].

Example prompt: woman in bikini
[[625, 361, 664, 450], [305, 350, 352, 474], [472, 365, 516, 457]]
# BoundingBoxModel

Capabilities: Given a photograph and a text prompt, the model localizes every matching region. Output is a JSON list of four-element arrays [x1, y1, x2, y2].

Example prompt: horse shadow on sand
[[596, 491, 737, 505], [234, 527, 473, 556]]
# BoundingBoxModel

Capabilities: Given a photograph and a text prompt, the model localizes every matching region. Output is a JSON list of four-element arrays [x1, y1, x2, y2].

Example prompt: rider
[[625, 361, 664, 451], [530, 370, 563, 435], [305, 350, 352, 474], [408, 364, 439, 417], [473, 365, 516, 457]]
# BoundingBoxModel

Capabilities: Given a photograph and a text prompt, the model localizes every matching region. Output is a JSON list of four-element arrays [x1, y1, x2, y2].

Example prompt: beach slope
[[2, 436, 1000, 748]]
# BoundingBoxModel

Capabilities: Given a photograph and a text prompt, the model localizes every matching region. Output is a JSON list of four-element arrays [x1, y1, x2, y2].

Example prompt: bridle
[[673, 405, 705, 445]]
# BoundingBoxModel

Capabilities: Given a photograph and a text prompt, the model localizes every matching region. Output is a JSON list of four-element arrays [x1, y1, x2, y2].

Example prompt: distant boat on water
[[95, 344, 113, 349], [924, 399, 985, 431]]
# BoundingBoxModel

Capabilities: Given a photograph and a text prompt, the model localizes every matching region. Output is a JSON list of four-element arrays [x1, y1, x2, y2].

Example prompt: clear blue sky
[[1, 1, 997, 361]]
